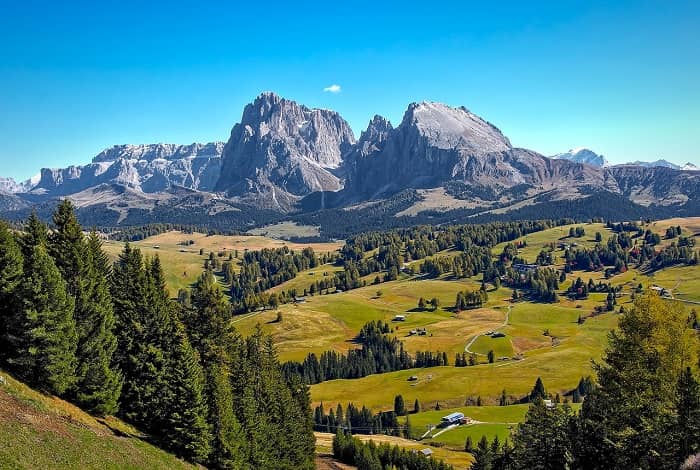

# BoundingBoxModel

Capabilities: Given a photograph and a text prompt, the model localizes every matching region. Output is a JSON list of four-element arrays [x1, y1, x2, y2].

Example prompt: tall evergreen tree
[[510, 400, 573, 470], [161, 327, 212, 463], [48, 201, 122, 414], [72, 232, 122, 415], [183, 270, 247, 468], [11, 215, 77, 394], [48, 199, 84, 297], [471, 435, 494, 470], [0, 221, 23, 363], [675, 367, 700, 463]]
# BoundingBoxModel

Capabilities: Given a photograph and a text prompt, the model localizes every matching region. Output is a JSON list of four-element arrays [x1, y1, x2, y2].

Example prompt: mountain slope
[[0, 369, 195, 470]]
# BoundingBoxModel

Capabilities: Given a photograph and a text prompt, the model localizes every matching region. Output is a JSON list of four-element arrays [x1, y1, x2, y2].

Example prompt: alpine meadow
[[2, 2, 700, 469]]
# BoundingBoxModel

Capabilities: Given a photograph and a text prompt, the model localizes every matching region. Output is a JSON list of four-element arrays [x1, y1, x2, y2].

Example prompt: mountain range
[[1, 92, 698, 234]]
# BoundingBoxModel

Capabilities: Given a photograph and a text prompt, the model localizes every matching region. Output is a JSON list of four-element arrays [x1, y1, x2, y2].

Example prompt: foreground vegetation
[[0, 368, 195, 470], [0, 202, 315, 469]]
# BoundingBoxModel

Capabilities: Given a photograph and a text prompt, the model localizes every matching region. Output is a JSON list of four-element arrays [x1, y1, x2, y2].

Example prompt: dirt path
[[464, 304, 512, 355]]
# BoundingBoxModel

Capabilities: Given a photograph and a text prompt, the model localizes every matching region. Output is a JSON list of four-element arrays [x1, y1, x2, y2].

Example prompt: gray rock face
[[552, 148, 609, 168], [347, 101, 605, 198], [31, 143, 224, 196], [0, 177, 25, 193], [215, 92, 356, 207]]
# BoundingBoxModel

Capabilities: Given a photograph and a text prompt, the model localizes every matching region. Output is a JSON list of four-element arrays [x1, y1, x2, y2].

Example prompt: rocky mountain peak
[[355, 115, 393, 155], [401, 101, 512, 152], [215, 94, 357, 207]]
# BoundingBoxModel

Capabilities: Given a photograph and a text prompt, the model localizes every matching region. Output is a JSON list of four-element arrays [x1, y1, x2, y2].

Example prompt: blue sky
[[1, 0, 698, 180]]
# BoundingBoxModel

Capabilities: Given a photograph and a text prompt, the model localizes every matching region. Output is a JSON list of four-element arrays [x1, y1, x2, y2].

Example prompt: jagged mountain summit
[[92, 142, 224, 163], [215, 92, 356, 209], [552, 148, 609, 168], [345, 101, 609, 201]]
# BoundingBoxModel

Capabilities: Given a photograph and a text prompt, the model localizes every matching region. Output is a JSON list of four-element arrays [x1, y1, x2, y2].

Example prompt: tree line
[[282, 320, 449, 385], [332, 430, 454, 470], [0, 201, 315, 469]]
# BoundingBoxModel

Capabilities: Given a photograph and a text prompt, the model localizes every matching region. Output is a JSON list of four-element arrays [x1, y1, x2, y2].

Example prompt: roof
[[441, 412, 465, 421], [421, 448, 434, 455]]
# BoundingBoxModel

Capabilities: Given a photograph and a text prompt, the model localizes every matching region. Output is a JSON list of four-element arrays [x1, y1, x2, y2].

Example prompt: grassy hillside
[[238, 218, 699, 412], [0, 369, 195, 470]]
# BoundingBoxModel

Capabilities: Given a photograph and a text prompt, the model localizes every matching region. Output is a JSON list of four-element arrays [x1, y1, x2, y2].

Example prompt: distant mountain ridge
[[22, 142, 224, 196], [1, 92, 699, 231], [552, 148, 609, 168]]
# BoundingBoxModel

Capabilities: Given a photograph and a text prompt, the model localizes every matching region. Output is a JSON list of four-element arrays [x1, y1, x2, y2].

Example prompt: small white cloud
[[323, 84, 341, 93]]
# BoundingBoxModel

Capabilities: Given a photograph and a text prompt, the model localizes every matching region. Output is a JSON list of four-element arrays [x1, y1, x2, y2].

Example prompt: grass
[[235, 276, 504, 362], [0, 369, 195, 470], [309, 308, 617, 411], [469, 335, 514, 357]]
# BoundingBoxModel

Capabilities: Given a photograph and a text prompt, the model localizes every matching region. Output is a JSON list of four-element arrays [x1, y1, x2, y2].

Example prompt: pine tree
[[12, 218, 77, 395], [529, 377, 546, 402], [465, 436, 474, 453], [183, 270, 248, 468], [414, 398, 420, 414], [511, 400, 573, 469], [0, 222, 23, 363], [471, 435, 493, 470], [48, 199, 84, 297], [394, 394, 405, 416], [161, 328, 212, 463], [72, 232, 122, 415]]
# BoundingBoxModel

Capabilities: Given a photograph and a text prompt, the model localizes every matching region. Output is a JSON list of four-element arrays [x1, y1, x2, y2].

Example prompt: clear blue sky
[[1, 0, 698, 180]]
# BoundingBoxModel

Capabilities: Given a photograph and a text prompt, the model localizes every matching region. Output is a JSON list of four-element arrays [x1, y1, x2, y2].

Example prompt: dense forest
[[0, 201, 315, 469]]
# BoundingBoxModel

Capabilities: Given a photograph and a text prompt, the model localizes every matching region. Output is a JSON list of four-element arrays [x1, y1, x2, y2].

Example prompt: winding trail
[[464, 304, 512, 355]]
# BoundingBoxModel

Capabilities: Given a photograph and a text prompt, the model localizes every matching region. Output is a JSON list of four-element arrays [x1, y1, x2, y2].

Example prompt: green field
[[407, 404, 582, 449]]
